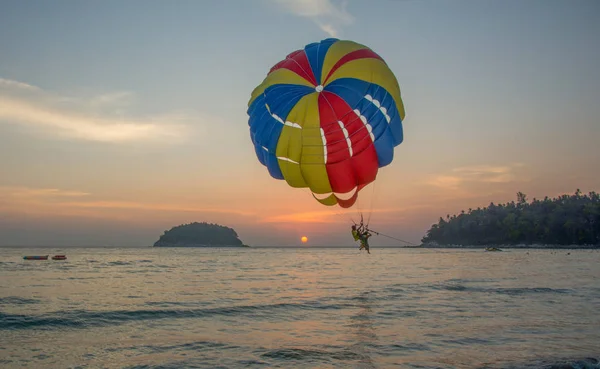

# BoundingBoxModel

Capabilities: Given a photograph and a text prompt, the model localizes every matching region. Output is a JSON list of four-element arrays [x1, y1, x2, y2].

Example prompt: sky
[[1, 0, 599, 247]]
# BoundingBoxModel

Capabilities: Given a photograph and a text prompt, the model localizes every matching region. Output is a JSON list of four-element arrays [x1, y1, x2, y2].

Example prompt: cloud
[[260, 209, 342, 224], [425, 163, 528, 190], [0, 78, 41, 91], [7, 187, 91, 199], [452, 165, 520, 183], [425, 175, 464, 190], [62, 200, 256, 217], [260, 205, 431, 224], [269, 0, 354, 37], [0, 186, 87, 201], [0, 186, 255, 218], [0, 77, 196, 143], [88, 91, 135, 108]]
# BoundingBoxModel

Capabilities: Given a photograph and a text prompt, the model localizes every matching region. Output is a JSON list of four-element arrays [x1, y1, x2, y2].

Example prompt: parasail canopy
[[247, 38, 406, 208]]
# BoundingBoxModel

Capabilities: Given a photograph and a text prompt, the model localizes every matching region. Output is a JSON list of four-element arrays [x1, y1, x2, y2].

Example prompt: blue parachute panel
[[304, 38, 338, 85]]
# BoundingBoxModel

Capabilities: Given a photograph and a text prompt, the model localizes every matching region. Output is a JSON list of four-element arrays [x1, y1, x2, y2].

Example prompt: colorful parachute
[[247, 38, 406, 208]]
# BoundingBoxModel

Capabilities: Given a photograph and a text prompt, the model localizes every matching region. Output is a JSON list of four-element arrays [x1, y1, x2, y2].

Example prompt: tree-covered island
[[153, 222, 249, 247], [421, 190, 600, 248]]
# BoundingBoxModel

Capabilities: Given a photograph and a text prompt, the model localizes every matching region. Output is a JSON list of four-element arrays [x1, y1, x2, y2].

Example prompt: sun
[[301, 236, 308, 243]]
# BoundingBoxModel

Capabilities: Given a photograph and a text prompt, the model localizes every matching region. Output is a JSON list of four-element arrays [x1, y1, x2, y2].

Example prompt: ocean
[[0, 247, 598, 369]]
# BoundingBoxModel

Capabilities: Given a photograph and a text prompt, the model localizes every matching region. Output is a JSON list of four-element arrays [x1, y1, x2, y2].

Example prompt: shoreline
[[1, 244, 598, 249], [419, 243, 598, 249]]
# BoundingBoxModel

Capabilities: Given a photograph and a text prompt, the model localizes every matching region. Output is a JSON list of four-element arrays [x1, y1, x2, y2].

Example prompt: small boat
[[485, 247, 502, 252], [52, 255, 67, 260], [23, 255, 49, 260]]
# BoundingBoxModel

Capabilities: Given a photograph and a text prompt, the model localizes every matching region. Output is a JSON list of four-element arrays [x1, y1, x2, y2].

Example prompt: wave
[[385, 280, 575, 297], [0, 296, 41, 305], [114, 347, 600, 369], [506, 357, 600, 369], [0, 300, 350, 331], [435, 285, 573, 295], [260, 347, 367, 361]]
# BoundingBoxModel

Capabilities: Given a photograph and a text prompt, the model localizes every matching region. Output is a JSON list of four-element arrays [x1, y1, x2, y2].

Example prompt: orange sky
[[1, 160, 598, 246]]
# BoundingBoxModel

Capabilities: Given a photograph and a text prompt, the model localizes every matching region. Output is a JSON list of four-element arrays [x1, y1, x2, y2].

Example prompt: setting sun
[[301, 236, 308, 243]]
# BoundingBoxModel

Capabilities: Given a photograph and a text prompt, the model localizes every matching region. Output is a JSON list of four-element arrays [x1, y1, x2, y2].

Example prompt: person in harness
[[351, 222, 371, 254]]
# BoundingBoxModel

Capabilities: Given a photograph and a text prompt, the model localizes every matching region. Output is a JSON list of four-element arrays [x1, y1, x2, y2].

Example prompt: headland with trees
[[421, 190, 599, 248]]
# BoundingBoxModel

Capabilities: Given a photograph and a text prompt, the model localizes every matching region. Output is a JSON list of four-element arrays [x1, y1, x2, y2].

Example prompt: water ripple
[[0, 301, 353, 330], [0, 247, 598, 369]]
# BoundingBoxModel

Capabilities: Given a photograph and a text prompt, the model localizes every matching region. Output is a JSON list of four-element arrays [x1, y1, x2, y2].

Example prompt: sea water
[[0, 247, 598, 369]]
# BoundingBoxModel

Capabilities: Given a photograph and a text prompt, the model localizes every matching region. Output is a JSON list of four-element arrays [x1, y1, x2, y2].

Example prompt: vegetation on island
[[421, 190, 600, 247], [153, 222, 248, 247]]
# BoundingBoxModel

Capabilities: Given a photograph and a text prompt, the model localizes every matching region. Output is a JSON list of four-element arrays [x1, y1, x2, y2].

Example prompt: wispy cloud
[[88, 91, 136, 110], [260, 205, 431, 224], [0, 186, 255, 218], [63, 200, 256, 216], [269, 0, 354, 37], [0, 78, 41, 91], [425, 163, 528, 190], [0, 77, 196, 143], [260, 209, 342, 224], [452, 164, 523, 183], [7, 187, 91, 200]]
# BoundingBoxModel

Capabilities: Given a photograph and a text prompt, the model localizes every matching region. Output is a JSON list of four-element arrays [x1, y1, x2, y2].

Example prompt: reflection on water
[[348, 290, 378, 369], [0, 247, 598, 368]]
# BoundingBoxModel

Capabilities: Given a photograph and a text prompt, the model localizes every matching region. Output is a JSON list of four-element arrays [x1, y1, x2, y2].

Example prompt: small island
[[421, 189, 600, 248], [153, 222, 249, 247]]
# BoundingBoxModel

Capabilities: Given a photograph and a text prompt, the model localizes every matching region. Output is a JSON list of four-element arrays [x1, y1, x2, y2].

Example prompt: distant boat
[[485, 247, 503, 252], [23, 255, 49, 260], [52, 255, 67, 260]]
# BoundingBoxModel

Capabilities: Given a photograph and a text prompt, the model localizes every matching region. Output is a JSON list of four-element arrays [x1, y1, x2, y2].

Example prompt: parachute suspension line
[[361, 81, 376, 229], [297, 186, 354, 225], [355, 184, 364, 228], [333, 207, 354, 224], [366, 180, 377, 228], [355, 188, 360, 216], [331, 200, 351, 220]]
